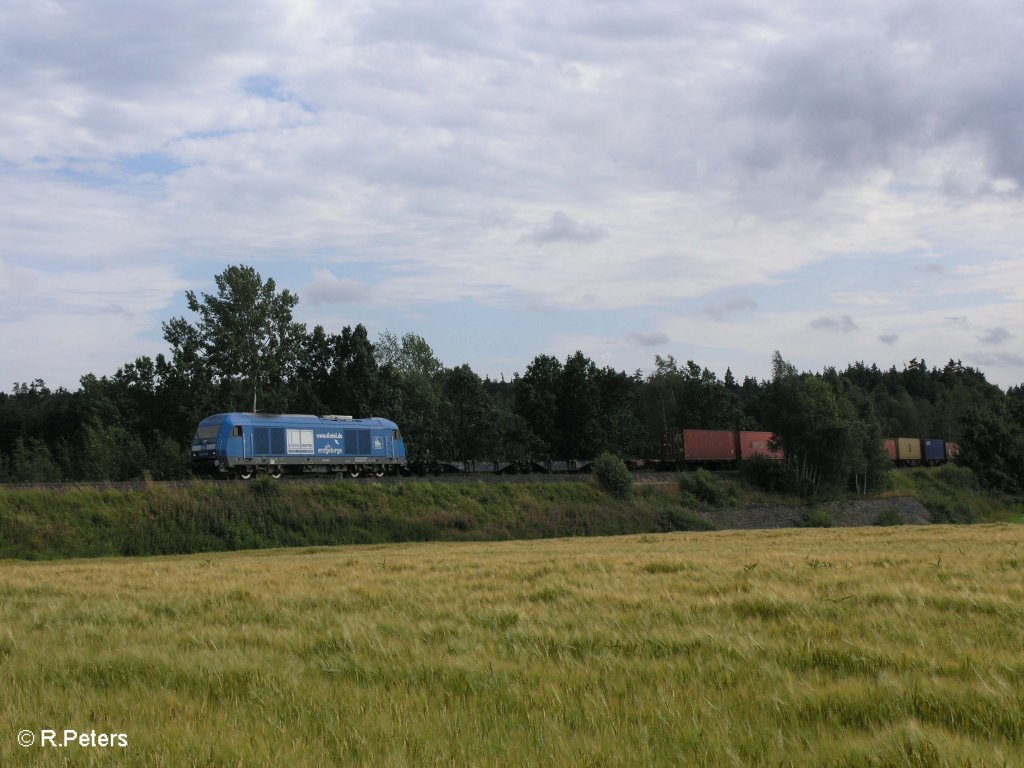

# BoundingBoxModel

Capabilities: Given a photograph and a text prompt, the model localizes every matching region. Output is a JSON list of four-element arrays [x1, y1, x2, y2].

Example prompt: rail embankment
[[0, 465, 1018, 561]]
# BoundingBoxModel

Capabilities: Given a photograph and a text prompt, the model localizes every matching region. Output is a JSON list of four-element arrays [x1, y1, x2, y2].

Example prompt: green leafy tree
[[331, 324, 379, 417], [513, 355, 562, 457], [640, 355, 747, 454], [594, 365, 646, 458], [557, 352, 605, 457], [293, 323, 379, 417], [764, 354, 895, 496], [375, 331, 447, 459], [7, 437, 61, 482], [444, 364, 498, 459], [163, 265, 305, 412], [959, 398, 1024, 492]]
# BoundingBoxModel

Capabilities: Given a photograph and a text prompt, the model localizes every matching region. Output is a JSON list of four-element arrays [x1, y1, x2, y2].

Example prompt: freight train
[[883, 437, 961, 466], [192, 413, 961, 479], [658, 430, 959, 468]]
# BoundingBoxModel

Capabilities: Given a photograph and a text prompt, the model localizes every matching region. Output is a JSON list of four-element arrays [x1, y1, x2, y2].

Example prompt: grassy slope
[[0, 479, 713, 560], [883, 465, 1024, 524], [1, 466, 1021, 560], [1, 526, 1023, 766]]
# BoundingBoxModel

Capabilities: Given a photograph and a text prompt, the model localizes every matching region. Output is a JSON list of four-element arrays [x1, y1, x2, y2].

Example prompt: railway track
[[0, 471, 679, 493]]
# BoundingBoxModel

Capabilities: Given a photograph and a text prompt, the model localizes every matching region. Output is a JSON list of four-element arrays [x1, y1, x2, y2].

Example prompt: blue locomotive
[[191, 413, 406, 479]]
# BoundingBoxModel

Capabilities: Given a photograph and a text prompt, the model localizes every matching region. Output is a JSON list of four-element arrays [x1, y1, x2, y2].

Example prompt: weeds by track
[[0, 470, 676, 493]]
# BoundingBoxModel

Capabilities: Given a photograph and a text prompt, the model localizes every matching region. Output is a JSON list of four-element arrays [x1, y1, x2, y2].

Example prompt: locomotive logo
[[316, 431, 345, 456]]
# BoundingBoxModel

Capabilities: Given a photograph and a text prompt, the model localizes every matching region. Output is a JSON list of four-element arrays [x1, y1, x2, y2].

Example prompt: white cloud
[[0, 261, 187, 385], [3, 0, 1024, 386]]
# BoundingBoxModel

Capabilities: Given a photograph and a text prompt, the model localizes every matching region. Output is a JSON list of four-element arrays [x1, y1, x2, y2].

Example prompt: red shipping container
[[738, 431, 783, 460], [945, 441, 961, 460], [883, 438, 897, 461], [683, 429, 736, 461]]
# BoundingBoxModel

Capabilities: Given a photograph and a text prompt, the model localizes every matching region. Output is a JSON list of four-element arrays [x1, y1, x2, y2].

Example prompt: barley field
[[2, 524, 1023, 766]]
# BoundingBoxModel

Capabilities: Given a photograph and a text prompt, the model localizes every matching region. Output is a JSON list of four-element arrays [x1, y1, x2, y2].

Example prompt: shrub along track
[[0, 470, 678, 493]]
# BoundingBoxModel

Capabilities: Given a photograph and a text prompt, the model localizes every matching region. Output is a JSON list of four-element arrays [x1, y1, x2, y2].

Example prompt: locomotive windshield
[[196, 425, 220, 440]]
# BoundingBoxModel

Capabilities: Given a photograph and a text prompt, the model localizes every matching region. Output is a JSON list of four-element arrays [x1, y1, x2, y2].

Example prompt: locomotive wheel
[[373, 465, 385, 478], [237, 468, 253, 480], [348, 467, 361, 478], [269, 467, 282, 479]]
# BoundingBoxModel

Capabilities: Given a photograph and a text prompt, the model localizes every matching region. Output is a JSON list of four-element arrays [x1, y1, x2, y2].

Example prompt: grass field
[[2, 524, 1023, 766]]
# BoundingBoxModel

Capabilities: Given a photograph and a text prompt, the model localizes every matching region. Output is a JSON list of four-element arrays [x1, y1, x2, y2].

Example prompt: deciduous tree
[[163, 265, 305, 412]]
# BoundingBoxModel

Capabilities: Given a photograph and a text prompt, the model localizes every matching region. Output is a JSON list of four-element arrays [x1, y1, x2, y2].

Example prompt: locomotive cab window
[[233, 426, 243, 437], [393, 430, 402, 440]]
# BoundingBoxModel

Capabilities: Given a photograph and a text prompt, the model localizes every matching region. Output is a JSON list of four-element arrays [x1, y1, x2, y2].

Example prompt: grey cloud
[[629, 331, 669, 347], [810, 315, 857, 333], [355, 0, 495, 54], [705, 297, 757, 320], [971, 352, 1024, 368], [520, 211, 608, 245], [101, 304, 133, 317], [879, 333, 898, 345], [305, 275, 369, 305], [741, 3, 1024, 194], [0, 1, 271, 95], [979, 327, 1011, 344]]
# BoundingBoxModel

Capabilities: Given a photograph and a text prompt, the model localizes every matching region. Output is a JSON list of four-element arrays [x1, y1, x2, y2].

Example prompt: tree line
[[1, 265, 1022, 494]]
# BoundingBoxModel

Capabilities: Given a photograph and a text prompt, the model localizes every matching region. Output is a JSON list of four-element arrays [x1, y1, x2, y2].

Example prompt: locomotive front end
[[191, 414, 227, 473]]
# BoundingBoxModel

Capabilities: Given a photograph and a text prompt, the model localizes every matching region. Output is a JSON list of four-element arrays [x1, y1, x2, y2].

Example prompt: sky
[[2, 0, 1023, 390]]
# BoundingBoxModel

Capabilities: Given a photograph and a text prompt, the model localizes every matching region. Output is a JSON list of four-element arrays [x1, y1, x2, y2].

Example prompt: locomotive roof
[[198, 413, 400, 429]]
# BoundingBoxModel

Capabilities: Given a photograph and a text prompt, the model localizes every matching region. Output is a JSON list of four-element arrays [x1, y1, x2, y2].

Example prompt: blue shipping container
[[921, 438, 946, 463]]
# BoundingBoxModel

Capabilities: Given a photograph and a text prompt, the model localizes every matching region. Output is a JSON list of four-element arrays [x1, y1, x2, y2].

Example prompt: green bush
[[927, 498, 978, 525], [657, 508, 716, 532], [679, 468, 736, 506], [874, 507, 904, 526], [798, 507, 834, 528], [933, 463, 979, 490], [594, 453, 633, 499], [738, 458, 796, 494]]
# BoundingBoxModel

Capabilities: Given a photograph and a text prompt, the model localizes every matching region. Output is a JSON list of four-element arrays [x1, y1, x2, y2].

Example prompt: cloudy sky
[[2, 0, 1023, 390]]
